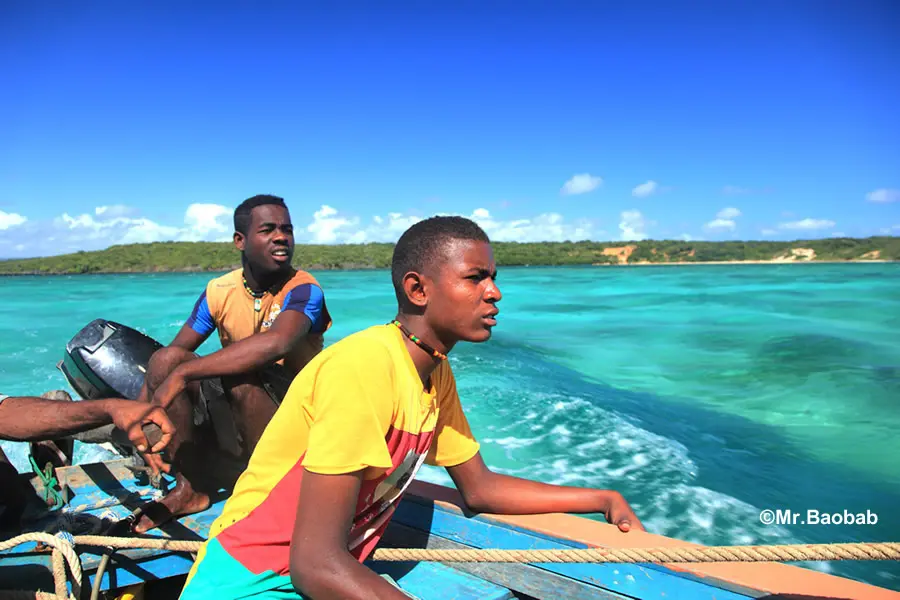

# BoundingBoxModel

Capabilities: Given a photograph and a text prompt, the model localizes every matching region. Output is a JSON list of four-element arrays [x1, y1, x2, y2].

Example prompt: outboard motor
[[58, 319, 163, 400]]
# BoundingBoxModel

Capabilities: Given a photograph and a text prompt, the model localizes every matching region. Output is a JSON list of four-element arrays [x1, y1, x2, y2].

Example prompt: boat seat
[[368, 560, 514, 600]]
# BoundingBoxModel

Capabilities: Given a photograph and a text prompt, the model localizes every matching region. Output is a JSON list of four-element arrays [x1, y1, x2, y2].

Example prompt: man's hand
[[152, 369, 188, 410], [108, 400, 175, 455], [602, 491, 645, 532], [447, 453, 647, 533]]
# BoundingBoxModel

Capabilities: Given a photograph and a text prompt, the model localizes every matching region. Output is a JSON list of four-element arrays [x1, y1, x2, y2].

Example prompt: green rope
[[29, 455, 65, 511]]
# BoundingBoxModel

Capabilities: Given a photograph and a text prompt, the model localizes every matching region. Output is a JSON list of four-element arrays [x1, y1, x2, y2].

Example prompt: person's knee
[[146, 347, 195, 389], [220, 373, 262, 403]]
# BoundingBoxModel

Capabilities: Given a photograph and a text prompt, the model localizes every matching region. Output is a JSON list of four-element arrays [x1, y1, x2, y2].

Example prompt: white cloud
[[120, 219, 181, 244], [4, 203, 239, 257], [52, 203, 231, 244], [631, 180, 659, 198], [761, 228, 778, 236], [705, 219, 736, 231], [561, 173, 602, 196], [470, 208, 593, 242], [182, 203, 232, 240], [704, 207, 741, 231], [301, 205, 594, 244], [0, 210, 27, 230], [619, 210, 647, 241], [778, 218, 836, 231], [95, 204, 136, 218], [306, 204, 364, 244], [866, 188, 900, 203]]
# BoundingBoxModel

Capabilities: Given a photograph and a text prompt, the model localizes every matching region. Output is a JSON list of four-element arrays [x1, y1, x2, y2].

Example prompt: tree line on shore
[[0, 236, 897, 275]]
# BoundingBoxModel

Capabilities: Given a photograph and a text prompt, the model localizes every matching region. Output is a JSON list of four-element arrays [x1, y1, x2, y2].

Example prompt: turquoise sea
[[1, 264, 898, 591]]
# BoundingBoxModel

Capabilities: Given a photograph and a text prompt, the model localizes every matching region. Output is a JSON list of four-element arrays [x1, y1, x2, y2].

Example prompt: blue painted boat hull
[[0, 458, 895, 599]]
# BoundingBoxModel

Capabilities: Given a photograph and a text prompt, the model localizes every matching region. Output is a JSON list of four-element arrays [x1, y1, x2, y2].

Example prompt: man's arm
[[152, 311, 312, 408], [290, 469, 410, 600], [0, 396, 173, 453], [184, 310, 311, 379], [168, 324, 210, 353], [152, 284, 324, 408], [446, 453, 644, 532]]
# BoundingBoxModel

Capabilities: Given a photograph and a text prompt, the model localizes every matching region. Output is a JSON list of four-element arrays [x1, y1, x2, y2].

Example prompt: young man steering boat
[[135, 194, 332, 533], [178, 216, 642, 600]]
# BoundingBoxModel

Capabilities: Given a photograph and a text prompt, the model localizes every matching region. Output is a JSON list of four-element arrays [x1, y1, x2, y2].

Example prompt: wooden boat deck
[[0, 459, 896, 599]]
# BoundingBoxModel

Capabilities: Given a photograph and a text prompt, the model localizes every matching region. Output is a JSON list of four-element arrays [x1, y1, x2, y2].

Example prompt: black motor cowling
[[58, 319, 163, 400]]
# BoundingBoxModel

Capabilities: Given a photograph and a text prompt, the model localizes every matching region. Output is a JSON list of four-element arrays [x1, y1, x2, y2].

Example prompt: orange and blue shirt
[[179, 324, 481, 600], [186, 268, 331, 372]]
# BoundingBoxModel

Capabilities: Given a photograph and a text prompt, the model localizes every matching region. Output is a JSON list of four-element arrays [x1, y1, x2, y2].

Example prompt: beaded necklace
[[242, 275, 267, 312], [390, 319, 448, 361]]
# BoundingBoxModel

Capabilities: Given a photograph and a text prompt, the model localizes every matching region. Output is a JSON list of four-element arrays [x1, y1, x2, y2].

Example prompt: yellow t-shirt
[[180, 324, 481, 599]]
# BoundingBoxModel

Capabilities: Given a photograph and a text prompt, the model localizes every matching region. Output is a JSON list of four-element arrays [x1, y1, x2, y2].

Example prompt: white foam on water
[[483, 435, 546, 449], [459, 384, 845, 577], [573, 437, 608, 453], [550, 424, 571, 437], [581, 459, 611, 471]]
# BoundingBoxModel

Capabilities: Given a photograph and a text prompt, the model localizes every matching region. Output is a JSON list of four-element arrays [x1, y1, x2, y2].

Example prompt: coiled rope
[[0, 532, 82, 600], [0, 532, 898, 600]]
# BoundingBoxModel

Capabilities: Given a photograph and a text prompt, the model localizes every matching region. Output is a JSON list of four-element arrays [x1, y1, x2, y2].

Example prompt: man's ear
[[234, 231, 245, 251], [401, 271, 429, 309]]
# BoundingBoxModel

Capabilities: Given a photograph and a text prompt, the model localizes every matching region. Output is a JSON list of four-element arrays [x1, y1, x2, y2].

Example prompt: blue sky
[[1, 1, 898, 257]]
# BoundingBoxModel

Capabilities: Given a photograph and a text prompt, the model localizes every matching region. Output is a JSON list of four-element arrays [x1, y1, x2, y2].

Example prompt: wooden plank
[[407, 482, 900, 600], [377, 521, 630, 600], [1, 460, 224, 593], [392, 497, 755, 600], [404, 486, 772, 599], [368, 551, 513, 600]]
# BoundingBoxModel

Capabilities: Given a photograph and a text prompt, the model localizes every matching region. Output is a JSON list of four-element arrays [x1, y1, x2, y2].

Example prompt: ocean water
[[1, 264, 898, 591]]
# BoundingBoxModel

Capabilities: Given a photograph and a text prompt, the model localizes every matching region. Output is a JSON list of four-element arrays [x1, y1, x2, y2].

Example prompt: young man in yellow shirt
[[179, 216, 643, 600]]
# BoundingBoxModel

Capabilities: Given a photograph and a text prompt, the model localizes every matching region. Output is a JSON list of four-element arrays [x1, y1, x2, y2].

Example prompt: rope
[[0, 592, 65, 600], [28, 457, 64, 511], [371, 542, 900, 564], [0, 533, 81, 600], [1, 531, 898, 600], [70, 535, 900, 563], [50, 550, 66, 599]]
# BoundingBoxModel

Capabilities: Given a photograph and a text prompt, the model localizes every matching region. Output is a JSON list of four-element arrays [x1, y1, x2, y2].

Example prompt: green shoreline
[[1, 236, 897, 275]]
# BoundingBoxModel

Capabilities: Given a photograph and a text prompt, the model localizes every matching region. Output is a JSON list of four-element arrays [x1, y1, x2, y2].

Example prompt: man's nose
[[485, 279, 502, 302]]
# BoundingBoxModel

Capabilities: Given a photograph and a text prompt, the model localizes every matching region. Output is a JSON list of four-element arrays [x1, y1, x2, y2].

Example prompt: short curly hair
[[391, 216, 490, 304], [234, 195, 288, 234]]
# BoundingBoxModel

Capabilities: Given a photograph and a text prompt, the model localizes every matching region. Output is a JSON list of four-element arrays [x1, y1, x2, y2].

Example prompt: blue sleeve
[[283, 284, 329, 333], [185, 291, 216, 336]]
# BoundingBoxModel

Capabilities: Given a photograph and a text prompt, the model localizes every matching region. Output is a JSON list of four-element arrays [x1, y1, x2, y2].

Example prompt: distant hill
[[0, 237, 897, 275]]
